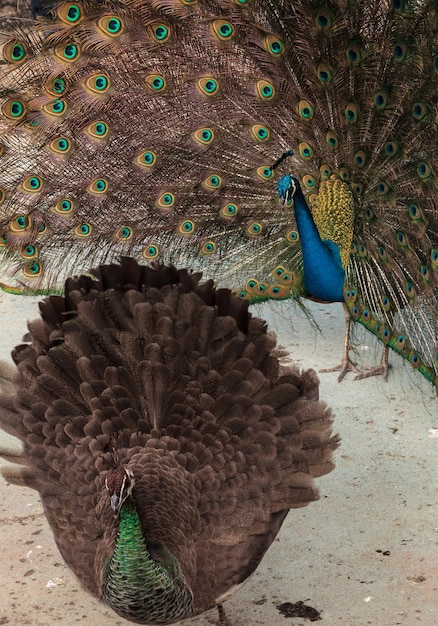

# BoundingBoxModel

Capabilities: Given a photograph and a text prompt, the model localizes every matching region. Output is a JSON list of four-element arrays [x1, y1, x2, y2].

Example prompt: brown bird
[[0, 259, 338, 624]]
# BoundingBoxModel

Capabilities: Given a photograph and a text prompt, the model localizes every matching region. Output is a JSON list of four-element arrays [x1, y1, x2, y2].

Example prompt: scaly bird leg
[[320, 305, 362, 381], [217, 604, 231, 626], [354, 345, 391, 382]]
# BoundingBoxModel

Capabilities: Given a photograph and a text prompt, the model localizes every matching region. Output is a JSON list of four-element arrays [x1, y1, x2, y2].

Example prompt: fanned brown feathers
[[0, 0, 437, 385], [0, 259, 338, 623]]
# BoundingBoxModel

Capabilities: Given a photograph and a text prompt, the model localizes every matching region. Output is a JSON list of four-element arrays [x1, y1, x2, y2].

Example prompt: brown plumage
[[0, 259, 338, 624]]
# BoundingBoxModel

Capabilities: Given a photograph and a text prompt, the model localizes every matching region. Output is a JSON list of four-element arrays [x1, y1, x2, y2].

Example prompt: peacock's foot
[[354, 346, 391, 382], [320, 358, 362, 382], [354, 362, 392, 382], [216, 604, 230, 626]]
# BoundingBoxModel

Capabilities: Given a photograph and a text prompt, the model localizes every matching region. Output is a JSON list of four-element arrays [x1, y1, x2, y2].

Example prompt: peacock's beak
[[110, 493, 122, 515]]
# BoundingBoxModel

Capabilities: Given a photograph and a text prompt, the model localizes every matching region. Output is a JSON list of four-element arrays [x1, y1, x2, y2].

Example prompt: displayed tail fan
[[0, 0, 437, 385]]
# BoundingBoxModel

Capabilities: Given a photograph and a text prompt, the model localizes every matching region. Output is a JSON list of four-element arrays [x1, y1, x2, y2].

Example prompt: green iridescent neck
[[102, 499, 193, 624]]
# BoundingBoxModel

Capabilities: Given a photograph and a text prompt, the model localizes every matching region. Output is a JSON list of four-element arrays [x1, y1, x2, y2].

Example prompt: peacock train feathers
[[0, 259, 338, 624], [0, 0, 437, 386]]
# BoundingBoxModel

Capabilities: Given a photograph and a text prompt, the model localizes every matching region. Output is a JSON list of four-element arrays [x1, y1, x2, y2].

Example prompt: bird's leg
[[320, 304, 362, 381], [354, 345, 391, 381], [216, 604, 231, 626]]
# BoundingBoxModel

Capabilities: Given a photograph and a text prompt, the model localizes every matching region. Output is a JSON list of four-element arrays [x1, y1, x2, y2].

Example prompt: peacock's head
[[277, 174, 299, 205], [105, 466, 135, 516]]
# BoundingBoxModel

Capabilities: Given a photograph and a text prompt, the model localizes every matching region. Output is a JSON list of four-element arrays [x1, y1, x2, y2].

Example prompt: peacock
[[0, 259, 338, 625], [0, 0, 437, 386]]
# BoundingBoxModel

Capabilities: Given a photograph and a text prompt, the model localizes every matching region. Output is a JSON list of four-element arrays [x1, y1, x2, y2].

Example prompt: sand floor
[[0, 291, 436, 626]]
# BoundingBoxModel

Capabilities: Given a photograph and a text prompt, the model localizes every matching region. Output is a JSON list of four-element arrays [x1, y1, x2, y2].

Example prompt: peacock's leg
[[354, 345, 391, 382], [320, 305, 362, 381], [216, 603, 231, 626]]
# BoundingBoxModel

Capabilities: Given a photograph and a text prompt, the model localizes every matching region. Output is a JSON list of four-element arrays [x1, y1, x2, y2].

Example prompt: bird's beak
[[110, 493, 122, 515]]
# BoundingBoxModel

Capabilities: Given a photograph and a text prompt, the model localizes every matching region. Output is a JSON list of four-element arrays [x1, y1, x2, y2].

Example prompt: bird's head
[[105, 466, 135, 516], [277, 174, 299, 206]]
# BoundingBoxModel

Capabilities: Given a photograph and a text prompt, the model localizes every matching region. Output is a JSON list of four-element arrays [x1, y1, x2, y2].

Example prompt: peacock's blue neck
[[279, 175, 345, 303]]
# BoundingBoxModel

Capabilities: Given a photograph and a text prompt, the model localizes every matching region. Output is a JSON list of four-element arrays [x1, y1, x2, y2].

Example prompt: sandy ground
[[0, 290, 437, 626]]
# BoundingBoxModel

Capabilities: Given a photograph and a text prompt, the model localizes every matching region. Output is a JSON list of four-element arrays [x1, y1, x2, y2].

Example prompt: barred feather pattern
[[0, 0, 437, 385], [0, 259, 338, 623]]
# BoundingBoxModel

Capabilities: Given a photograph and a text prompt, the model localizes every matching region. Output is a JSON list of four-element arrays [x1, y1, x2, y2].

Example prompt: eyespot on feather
[[87, 178, 108, 194], [115, 226, 133, 241], [143, 245, 159, 259], [256, 80, 275, 101], [53, 198, 74, 215], [44, 77, 67, 97], [23, 259, 42, 278], [156, 192, 175, 210], [200, 241, 217, 255], [256, 166, 274, 182], [145, 74, 167, 93], [251, 124, 270, 142], [55, 43, 80, 62], [9, 215, 31, 232], [2, 40, 28, 64], [84, 74, 111, 94], [22, 176, 43, 193], [57, 3, 83, 24], [246, 222, 262, 237], [74, 222, 92, 237], [43, 99, 67, 117], [48, 137, 71, 155], [20, 244, 38, 259], [150, 23, 171, 43], [202, 174, 222, 191], [135, 151, 157, 168], [192, 127, 215, 147], [220, 203, 238, 219], [86, 121, 109, 139], [178, 220, 195, 235], [211, 20, 235, 42], [2, 99, 26, 120], [264, 35, 284, 57], [97, 15, 124, 37]]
